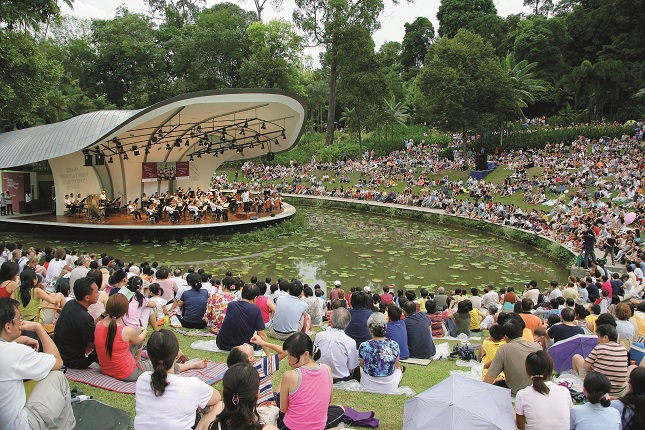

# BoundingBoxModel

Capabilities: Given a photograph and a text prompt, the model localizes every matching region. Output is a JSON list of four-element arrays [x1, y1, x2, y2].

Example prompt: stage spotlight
[[261, 121, 266, 129], [240, 129, 245, 136], [108, 156, 114, 164], [243, 120, 248, 128], [123, 153, 129, 160], [166, 143, 172, 151], [185, 139, 190, 147], [175, 138, 181, 147], [260, 142, 265, 150], [197, 153, 202, 158], [281, 129, 286, 139], [133, 150, 140, 156], [189, 155, 194, 162]]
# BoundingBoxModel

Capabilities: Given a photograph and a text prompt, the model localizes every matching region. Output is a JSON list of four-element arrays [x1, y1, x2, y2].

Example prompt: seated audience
[[570, 372, 621, 429], [314, 307, 360, 383], [479, 323, 506, 381], [204, 276, 237, 334], [267, 280, 308, 341], [134, 329, 221, 430], [172, 272, 209, 329], [515, 351, 572, 430], [359, 312, 404, 394], [386, 304, 410, 360], [0, 297, 75, 429], [402, 300, 436, 359], [344, 291, 373, 349], [572, 324, 629, 397], [278, 332, 344, 430], [547, 307, 584, 344], [15, 269, 65, 322], [0, 261, 20, 299], [216, 284, 269, 352], [611, 367, 645, 430], [54, 277, 100, 369], [206, 362, 279, 430]]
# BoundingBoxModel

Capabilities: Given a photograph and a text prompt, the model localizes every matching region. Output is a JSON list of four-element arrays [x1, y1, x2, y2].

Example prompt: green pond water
[[5, 207, 569, 293]]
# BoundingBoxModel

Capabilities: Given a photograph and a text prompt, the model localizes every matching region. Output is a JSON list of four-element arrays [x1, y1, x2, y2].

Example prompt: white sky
[[61, 0, 530, 64]]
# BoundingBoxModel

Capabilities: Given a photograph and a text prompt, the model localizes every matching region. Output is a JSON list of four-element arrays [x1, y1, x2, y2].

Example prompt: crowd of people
[[240, 132, 644, 264], [0, 240, 644, 429]]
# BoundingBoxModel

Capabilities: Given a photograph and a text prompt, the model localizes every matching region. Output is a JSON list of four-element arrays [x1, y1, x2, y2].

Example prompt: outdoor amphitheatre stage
[[0, 203, 295, 240]]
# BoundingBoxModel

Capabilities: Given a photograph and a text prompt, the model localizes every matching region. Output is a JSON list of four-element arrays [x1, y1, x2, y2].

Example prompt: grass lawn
[[74, 329, 475, 429]]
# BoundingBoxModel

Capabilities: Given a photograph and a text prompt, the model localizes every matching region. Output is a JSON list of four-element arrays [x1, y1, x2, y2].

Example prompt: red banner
[[141, 163, 158, 182], [176, 162, 190, 180]]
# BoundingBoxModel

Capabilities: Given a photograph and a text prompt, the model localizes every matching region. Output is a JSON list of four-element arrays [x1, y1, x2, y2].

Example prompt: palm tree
[[380, 96, 409, 145], [500, 52, 545, 117]]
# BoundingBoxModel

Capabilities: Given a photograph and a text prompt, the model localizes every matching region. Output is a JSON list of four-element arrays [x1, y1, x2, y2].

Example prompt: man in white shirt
[[481, 283, 499, 310], [522, 280, 540, 304], [0, 297, 75, 430], [314, 308, 359, 383], [548, 281, 563, 302]]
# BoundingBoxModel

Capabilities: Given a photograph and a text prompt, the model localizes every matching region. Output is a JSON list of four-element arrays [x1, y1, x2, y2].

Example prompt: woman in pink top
[[121, 276, 157, 330], [256, 281, 275, 324], [278, 332, 344, 430]]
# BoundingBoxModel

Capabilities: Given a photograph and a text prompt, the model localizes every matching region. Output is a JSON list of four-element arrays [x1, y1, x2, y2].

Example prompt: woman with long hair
[[207, 362, 278, 430], [515, 350, 572, 430], [121, 275, 157, 330], [570, 372, 620, 429], [278, 332, 344, 430], [15, 269, 65, 321], [611, 367, 645, 430], [95, 294, 207, 382], [134, 329, 220, 430], [0, 261, 20, 298]]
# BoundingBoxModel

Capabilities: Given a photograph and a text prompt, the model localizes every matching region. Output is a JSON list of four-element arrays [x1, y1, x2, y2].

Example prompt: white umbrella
[[403, 374, 515, 430]]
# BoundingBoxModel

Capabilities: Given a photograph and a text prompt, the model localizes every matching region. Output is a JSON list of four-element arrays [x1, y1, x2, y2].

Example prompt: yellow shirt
[[481, 339, 506, 380], [469, 308, 485, 330]]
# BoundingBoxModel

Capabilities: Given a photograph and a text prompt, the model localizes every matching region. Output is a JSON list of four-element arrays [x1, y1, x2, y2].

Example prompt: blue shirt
[[386, 320, 410, 360], [345, 308, 373, 349], [570, 402, 620, 430], [182, 288, 208, 323], [403, 312, 436, 359]]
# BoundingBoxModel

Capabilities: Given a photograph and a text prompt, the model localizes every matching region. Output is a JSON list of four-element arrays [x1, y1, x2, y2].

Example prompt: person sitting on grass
[[206, 362, 279, 430], [359, 312, 405, 394], [386, 304, 410, 360], [121, 275, 158, 331], [611, 367, 645, 430], [96, 294, 206, 382], [0, 297, 76, 430], [479, 323, 505, 381], [515, 350, 572, 430], [402, 299, 436, 359], [314, 307, 361, 383], [227, 335, 287, 408], [15, 269, 66, 322], [278, 332, 344, 429], [134, 329, 221, 430], [172, 272, 210, 329], [570, 372, 621, 429]]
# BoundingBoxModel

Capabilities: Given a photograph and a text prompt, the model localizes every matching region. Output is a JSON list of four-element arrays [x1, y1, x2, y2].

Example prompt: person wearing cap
[[522, 280, 539, 304], [330, 280, 342, 302], [54, 277, 101, 369]]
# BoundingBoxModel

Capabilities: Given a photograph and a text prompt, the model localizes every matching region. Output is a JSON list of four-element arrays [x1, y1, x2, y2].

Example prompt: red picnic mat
[[65, 362, 228, 394]]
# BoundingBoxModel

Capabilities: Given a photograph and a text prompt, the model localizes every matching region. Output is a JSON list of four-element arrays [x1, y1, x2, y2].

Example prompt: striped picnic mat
[[65, 362, 228, 394]]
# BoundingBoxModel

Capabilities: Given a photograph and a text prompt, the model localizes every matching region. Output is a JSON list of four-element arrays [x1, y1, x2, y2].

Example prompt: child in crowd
[[570, 372, 621, 429], [533, 326, 547, 350], [596, 290, 610, 314], [148, 283, 168, 326], [479, 324, 505, 381], [479, 305, 498, 330]]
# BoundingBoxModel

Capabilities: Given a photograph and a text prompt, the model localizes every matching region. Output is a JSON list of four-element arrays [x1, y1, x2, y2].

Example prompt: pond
[[4, 207, 569, 294]]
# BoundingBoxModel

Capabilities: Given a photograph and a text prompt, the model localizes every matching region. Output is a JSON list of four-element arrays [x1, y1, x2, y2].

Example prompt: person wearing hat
[[330, 280, 342, 302]]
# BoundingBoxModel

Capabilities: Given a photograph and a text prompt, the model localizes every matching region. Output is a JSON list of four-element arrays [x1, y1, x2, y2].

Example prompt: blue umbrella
[[548, 334, 598, 373]]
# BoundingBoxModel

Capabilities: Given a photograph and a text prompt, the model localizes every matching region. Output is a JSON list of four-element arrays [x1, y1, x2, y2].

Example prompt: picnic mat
[[333, 380, 415, 396], [65, 362, 228, 394], [173, 328, 217, 337], [190, 340, 263, 356], [401, 358, 432, 366]]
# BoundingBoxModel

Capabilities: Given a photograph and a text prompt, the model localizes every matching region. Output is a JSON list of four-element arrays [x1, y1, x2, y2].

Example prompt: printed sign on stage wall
[[142, 162, 190, 182]]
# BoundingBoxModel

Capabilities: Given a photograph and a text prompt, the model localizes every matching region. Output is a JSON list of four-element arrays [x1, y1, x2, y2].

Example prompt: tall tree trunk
[[325, 59, 338, 146], [357, 117, 363, 154]]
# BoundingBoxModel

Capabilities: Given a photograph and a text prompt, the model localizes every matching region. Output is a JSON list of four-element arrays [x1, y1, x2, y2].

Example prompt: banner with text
[[142, 162, 189, 182]]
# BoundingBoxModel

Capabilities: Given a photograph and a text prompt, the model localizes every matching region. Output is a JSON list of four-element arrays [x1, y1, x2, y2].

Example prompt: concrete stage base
[[0, 203, 295, 241]]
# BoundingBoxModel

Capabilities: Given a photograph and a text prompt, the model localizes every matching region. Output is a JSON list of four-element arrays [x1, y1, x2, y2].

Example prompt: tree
[[523, 0, 554, 16], [513, 16, 570, 83], [379, 95, 409, 145], [167, 3, 256, 94], [91, 8, 169, 108], [500, 52, 547, 116], [436, 0, 497, 38], [0, 29, 62, 130], [417, 30, 515, 153], [144, 0, 206, 26], [236, 0, 284, 22], [400, 17, 434, 80], [0, 0, 72, 31], [293, 0, 396, 145], [240, 19, 303, 93], [377, 41, 404, 100]]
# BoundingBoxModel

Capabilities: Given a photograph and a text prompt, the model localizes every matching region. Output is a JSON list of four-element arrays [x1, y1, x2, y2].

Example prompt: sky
[[60, 0, 531, 64]]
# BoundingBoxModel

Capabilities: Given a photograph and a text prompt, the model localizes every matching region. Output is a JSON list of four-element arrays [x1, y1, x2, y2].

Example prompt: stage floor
[[0, 204, 295, 239]]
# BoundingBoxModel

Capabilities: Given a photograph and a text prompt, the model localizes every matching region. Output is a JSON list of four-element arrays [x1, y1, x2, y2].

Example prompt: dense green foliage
[[0, 0, 643, 140]]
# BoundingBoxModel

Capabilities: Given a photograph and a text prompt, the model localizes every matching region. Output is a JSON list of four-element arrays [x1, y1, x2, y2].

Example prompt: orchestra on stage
[[63, 187, 282, 223]]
